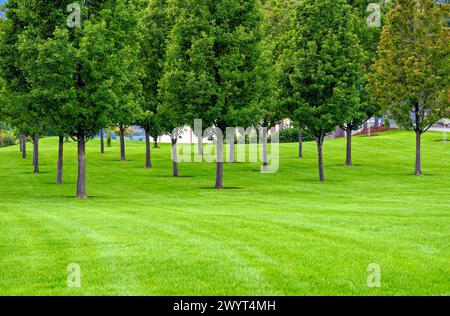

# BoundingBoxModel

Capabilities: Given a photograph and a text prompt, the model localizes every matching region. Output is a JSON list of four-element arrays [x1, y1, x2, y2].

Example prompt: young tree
[[14, 1, 142, 197], [100, 129, 105, 154], [160, 0, 266, 188], [138, 0, 172, 169], [282, 0, 366, 181], [369, 0, 450, 175], [340, 92, 380, 166], [0, 0, 49, 174], [263, 0, 304, 158], [109, 1, 143, 162], [339, 0, 392, 166]]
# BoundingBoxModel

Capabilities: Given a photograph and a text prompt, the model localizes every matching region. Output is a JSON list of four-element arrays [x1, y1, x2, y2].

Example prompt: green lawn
[[0, 130, 449, 296]]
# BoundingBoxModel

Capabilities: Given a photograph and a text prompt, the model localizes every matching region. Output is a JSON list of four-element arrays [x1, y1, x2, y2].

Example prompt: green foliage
[[107, 0, 144, 131], [138, 0, 172, 136], [281, 0, 367, 139], [348, 0, 392, 63], [0, 0, 73, 137], [277, 127, 314, 143], [0, 1, 144, 141], [369, 0, 450, 133], [159, 0, 267, 131], [0, 129, 16, 147]]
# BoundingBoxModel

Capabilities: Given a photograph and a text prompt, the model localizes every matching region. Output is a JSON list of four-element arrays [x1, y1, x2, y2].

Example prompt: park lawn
[[0, 130, 449, 296]]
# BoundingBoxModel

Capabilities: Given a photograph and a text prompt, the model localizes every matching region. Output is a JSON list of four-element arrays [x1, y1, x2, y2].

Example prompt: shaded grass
[[0, 130, 449, 295]]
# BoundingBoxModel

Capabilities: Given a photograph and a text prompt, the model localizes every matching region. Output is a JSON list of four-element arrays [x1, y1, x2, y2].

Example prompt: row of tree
[[0, 0, 448, 197]]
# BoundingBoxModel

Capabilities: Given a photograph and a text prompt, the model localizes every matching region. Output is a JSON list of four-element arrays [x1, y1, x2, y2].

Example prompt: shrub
[[276, 127, 315, 143], [0, 130, 16, 147]]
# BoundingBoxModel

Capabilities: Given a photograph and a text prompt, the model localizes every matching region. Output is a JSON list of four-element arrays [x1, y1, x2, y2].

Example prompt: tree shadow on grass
[[43, 182, 75, 185], [61, 195, 104, 199], [199, 186, 243, 190], [332, 163, 364, 167], [157, 175, 194, 178], [110, 159, 135, 162]]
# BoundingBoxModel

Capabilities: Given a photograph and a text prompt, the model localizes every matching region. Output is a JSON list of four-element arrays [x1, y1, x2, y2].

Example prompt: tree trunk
[[171, 138, 179, 177], [119, 125, 126, 161], [57, 135, 64, 184], [76, 135, 87, 198], [262, 128, 268, 171], [346, 127, 352, 166], [22, 135, 27, 159], [197, 136, 203, 155], [415, 130, 422, 176], [154, 138, 158, 148], [145, 130, 152, 168], [100, 129, 105, 154], [33, 134, 39, 174], [298, 128, 303, 158], [316, 136, 325, 182], [19, 135, 23, 152], [215, 140, 224, 189], [374, 117, 380, 129]]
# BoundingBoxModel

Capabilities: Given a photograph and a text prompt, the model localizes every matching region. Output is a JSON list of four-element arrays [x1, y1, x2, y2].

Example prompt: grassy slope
[[0, 130, 449, 296]]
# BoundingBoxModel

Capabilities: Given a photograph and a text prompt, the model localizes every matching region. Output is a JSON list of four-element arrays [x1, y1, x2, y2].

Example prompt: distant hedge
[[276, 127, 315, 143], [0, 130, 16, 147]]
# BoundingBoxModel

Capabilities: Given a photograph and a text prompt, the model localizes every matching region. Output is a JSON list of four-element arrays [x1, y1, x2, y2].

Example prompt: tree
[[108, 1, 143, 162], [0, 0, 53, 174], [11, 1, 143, 197], [369, 0, 449, 175], [138, 0, 172, 169], [338, 0, 392, 166], [160, 0, 266, 188], [282, 0, 366, 181], [263, 0, 304, 158]]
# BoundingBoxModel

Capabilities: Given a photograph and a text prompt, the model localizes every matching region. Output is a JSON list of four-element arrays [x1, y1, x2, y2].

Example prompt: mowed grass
[[0, 130, 449, 296]]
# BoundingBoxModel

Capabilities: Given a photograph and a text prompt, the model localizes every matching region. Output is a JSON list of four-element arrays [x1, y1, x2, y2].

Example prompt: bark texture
[[22, 135, 26, 159], [100, 129, 105, 154], [415, 130, 422, 176], [76, 135, 87, 198], [316, 136, 325, 182], [215, 140, 224, 189], [57, 135, 64, 184], [298, 128, 303, 158], [33, 134, 39, 174], [145, 130, 152, 168], [119, 125, 126, 161], [346, 127, 352, 166]]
